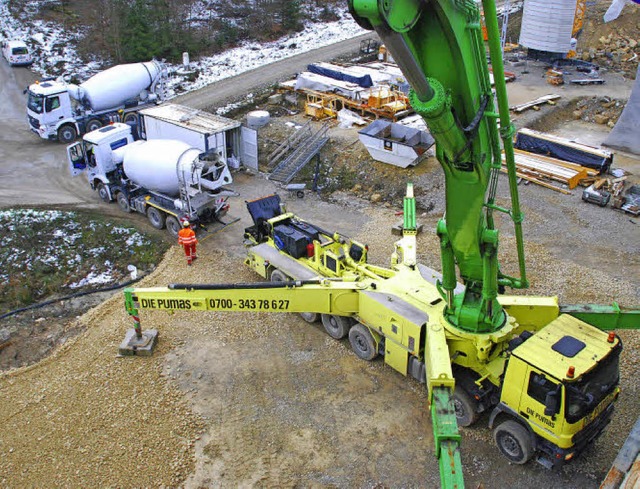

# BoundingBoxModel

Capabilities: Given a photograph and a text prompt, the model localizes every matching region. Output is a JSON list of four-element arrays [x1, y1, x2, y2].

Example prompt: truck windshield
[[565, 344, 621, 424], [27, 91, 43, 114]]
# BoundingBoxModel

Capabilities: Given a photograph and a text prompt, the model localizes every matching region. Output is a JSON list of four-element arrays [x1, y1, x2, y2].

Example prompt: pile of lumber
[[501, 149, 599, 194], [509, 94, 561, 113]]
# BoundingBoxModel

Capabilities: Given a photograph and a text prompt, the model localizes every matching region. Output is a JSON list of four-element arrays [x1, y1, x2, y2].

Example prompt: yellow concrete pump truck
[[121, 0, 639, 487]]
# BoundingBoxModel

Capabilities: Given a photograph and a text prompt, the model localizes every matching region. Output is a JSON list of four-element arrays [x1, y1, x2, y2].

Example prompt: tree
[[281, 0, 302, 31]]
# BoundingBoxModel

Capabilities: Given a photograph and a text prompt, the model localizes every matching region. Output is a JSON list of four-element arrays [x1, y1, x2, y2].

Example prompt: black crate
[[274, 224, 309, 259], [291, 221, 320, 243]]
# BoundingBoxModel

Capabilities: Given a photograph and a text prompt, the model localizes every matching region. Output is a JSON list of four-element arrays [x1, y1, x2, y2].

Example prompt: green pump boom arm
[[348, 0, 527, 335]]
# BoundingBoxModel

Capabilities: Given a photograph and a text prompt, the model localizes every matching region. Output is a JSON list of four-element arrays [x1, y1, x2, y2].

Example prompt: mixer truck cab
[[27, 79, 78, 142], [67, 123, 134, 198], [67, 123, 236, 238]]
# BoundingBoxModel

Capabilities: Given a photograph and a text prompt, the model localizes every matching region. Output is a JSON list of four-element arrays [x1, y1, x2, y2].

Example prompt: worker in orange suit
[[178, 220, 198, 265]]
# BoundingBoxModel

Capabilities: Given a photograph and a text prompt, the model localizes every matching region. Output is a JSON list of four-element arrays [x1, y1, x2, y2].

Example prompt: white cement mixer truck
[[66, 122, 236, 237], [27, 60, 167, 143]]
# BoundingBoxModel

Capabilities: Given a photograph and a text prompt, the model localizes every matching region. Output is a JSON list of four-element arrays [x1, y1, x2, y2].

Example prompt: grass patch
[[0, 208, 168, 314]]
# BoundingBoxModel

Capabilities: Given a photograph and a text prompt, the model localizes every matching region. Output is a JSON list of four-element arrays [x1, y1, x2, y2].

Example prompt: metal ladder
[[267, 121, 313, 171], [268, 122, 330, 184]]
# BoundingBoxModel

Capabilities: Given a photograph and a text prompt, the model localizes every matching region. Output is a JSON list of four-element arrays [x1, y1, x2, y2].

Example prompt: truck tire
[[270, 269, 318, 322], [453, 386, 479, 427], [123, 113, 139, 126], [270, 269, 288, 282], [493, 420, 533, 464], [299, 312, 319, 323], [147, 207, 166, 229], [96, 183, 111, 202], [116, 192, 131, 213], [348, 323, 378, 361], [57, 124, 77, 144], [86, 119, 102, 133], [165, 216, 181, 238], [321, 314, 351, 340]]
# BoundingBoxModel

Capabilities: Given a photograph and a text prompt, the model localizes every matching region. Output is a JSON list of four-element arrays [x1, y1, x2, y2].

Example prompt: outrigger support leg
[[118, 289, 159, 356]]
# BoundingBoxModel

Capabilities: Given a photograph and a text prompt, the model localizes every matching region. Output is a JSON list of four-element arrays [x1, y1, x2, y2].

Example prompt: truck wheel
[[270, 269, 288, 282], [348, 323, 378, 361], [299, 312, 319, 323], [166, 216, 181, 238], [96, 183, 111, 202], [86, 119, 102, 133], [116, 192, 131, 213], [123, 113, 139, 126], [321, 314, 351, 340], [147, 207, 166, 229], [493, 420, 533, 464], [57, 124, 77, 144], [453, 386, 479, 427]]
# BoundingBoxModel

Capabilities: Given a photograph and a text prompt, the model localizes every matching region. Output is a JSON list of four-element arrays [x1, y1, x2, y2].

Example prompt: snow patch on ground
[[0, 0, 366, 98]]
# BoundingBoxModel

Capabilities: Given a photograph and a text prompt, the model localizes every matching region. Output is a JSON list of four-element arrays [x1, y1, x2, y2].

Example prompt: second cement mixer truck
[[27, 60, 167, 143], [67, 122, 236, 237]]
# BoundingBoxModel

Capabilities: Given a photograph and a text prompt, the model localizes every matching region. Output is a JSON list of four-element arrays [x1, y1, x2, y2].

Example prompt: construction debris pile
[[573, 96, 626, 127], [585, 178, 640, 215], [580, 31, 639, 80]]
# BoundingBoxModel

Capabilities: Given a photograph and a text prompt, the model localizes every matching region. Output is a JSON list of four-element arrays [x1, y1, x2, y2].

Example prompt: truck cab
[[67, 123, 135, 201], [27, 80, 76, 142], [492, 315, 621, 467]]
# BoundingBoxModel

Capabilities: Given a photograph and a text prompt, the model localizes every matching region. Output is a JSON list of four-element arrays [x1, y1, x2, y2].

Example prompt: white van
[[2, 40, 33, 66]]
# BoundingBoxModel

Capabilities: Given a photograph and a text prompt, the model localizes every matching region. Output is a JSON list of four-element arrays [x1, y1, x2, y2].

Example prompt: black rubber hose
[[0, 275, 146, 321]]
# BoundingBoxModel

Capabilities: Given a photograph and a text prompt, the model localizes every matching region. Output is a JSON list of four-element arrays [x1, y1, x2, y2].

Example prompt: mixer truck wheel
[[116, 192, 131, 213], [321, 314, 352, 340], [57, 124, 77, 144], [165, 216, 181, 238], [96, 183, 111, 202], [123, 113, 139, 126], [146, 207, 166, 229], [86, 119, 102, 133]]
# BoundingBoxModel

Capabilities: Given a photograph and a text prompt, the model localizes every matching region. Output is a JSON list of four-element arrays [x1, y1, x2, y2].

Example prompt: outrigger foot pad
[[118, 328, 159, 356]]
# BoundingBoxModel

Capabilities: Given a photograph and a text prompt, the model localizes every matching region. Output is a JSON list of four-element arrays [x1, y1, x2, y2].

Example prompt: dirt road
[[0, 61, 95, 207], [173, 33, 376, 112]]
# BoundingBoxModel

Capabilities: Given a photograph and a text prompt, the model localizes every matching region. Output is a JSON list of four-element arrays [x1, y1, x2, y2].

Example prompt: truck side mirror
[[544, 390, 559, 416]]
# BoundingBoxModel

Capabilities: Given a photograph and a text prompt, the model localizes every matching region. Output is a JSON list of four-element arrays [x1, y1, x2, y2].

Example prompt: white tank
[[519, 0, 577, 53], [122, 139, 231, 197], [78, 60, 164, 111]]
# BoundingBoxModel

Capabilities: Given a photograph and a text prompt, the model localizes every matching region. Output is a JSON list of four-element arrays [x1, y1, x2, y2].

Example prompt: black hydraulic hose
[[169, 279, 323, 291], [0, 275, 146, 321]]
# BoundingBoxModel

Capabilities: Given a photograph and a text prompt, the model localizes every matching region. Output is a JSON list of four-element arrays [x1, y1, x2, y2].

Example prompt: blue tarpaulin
[[307, 64, 373, 88], [514, 131, 612, 173]]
